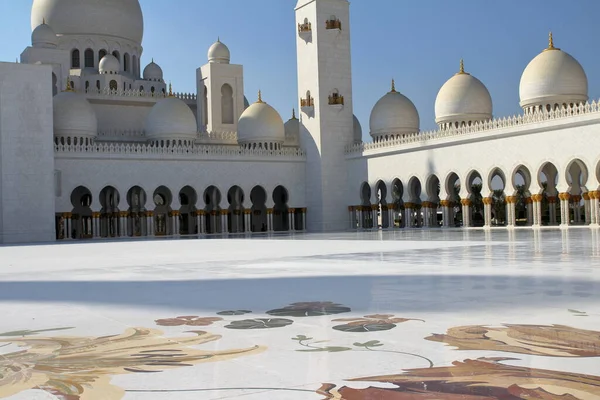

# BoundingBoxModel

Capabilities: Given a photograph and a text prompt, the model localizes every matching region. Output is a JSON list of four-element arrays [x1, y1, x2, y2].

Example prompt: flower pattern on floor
[[267, 301, 351, 317], [155, 316, 223, 326], [426, 324, 600, 357], [332, 314, 424, 333], [317, 358, 600, 399], [0, 327, 264, 399]]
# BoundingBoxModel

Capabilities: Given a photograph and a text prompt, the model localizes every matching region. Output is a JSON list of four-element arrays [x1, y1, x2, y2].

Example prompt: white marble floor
[[1, 228, 600, 399]]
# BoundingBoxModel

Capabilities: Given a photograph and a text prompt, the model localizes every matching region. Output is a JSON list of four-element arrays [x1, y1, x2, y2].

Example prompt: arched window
[[151, 86, 155, 94], [84, 49, 94, 68], [132, 55, 138, 76], [99, 49, 107, 61], [85, 81, 89, 91], [96, 80, 100, 90], [112, 51, 120, 68], [51, 73, 57, 97], [109, 80, 117, 91], [123, 82, 126, 91], [71, 49, 80, 68], [140, 85, 144, 92], [221, 83, 234, 124], [123, 53, 130, 72]]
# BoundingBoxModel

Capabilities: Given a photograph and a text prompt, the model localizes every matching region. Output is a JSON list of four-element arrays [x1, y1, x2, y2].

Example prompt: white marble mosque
[[0, 0, 598, 245]]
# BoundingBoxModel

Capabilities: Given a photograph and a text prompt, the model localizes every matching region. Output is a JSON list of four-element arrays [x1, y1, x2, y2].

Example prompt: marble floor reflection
[[0, 228, 599, 399]]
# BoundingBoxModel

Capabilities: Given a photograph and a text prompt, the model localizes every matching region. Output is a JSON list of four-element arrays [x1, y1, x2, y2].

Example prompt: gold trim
[[544, 31, 560, 52]]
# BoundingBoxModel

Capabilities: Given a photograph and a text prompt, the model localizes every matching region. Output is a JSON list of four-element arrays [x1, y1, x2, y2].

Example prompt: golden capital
[[558, 192, 571, 201], [460, 199, 472, 206]]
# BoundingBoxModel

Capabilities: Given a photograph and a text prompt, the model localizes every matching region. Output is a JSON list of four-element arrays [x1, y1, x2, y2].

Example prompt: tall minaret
[[295, 0, 354, 232]]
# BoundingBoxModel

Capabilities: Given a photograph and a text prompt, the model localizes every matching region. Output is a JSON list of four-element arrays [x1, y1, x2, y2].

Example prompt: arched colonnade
[[57, 184, 306, 240], [350, 159, 600, 230]]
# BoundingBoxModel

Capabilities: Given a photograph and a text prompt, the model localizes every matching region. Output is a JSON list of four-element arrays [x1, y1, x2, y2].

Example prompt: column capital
[[92, 212, 101, 218], [196, 210, 206, 216], [547, 196, 557, 204], [62, 212, 72, 218], [119, 211, 128, 218], [146, 210, 154, 217], [371, 204, 378, 211], [440, 200, 451, 207], [583, 192, 590, 201], [593, 191, 600, 199], [482, 197, 493, 205], [244, 209, 252, 215], [404, 202, 415, 209], [267, 209, 274, 215], [525, 197, 533, 204], [558, 192, 571, 201], [460, 199, 472, 206]]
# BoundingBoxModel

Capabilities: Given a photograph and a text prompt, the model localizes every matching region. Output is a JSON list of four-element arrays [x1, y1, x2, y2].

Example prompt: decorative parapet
[[97, 129, 146, 138], [346, 101, 600, 154], [55, 141, 306, 159], [85, 88, 196, 101], [298, 21, 312, 34], [198, 130, 238, 144], [326, 18, 342, 30]]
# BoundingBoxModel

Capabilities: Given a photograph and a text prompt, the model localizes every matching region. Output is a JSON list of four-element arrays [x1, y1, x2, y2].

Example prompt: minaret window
[[124, 53, 130, 72], [84, 49, 94, 68], [301, 90, 314, 107], [71, 49, 80, 68], [326, 16, 342, 30], [298, 18, 312, 34], [221, 83, 234, 124], [328, 89, 344, 105]]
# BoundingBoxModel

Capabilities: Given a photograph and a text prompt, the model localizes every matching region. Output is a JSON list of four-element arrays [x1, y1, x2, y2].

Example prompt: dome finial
[[42, 17, 46, 25], [545, 31, 560, 51], [168, 82, 174, 97], [459, 59, 465, 74], [390, 78, 396, 93], [292, 108, 297, 119], [257, 90, 264, 103]]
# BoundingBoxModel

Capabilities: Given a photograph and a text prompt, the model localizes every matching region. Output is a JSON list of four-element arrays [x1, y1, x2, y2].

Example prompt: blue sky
[[1, 0, 599, 133]]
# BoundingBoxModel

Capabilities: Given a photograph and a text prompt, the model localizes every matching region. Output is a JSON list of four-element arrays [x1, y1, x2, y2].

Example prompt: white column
[[289, 209, 295, 231], [372, 206, 378, 229], [548, 197, 558, 225], [526, 198, 533, 226], [348, 207, 354, 229], [584, 193, 591, 225], [559, 193, 570, 227], [64, 213, 71, 240], [120, 212, 127, 237], [267, 210, 273, 232], [461, 200, 471, 228], [302, 208, 307, 231], [93, 213, 100, 238], [245, 210, 252, 233], [593, 192, 600, 226], [147, 212, 155, 237], [221, 212, 227, 234], [388, 206, 394, 229], [483, 199, 492, 227], [196, 212, 202, 234], [404, 205, 413, 229]]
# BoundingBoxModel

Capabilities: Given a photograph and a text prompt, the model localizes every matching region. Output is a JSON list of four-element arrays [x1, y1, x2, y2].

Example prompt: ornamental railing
[[346, 101, 600, 154]]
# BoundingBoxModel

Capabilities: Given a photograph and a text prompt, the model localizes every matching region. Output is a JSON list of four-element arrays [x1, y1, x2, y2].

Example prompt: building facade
[[0, 0, 598, 244]]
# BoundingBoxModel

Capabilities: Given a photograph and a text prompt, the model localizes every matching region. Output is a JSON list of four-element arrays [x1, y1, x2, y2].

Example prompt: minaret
[[295, 0, 354, 232]]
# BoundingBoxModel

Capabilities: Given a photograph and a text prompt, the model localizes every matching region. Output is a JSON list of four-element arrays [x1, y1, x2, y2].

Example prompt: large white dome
[[31, 0, 144, 45], [238, 93, 285, 145], [519, 34, 588, 110], [146, 97, 197, 140], [53, 89, 97, 138], [370, 82, 419, 138], [435, 61, 492, 127]]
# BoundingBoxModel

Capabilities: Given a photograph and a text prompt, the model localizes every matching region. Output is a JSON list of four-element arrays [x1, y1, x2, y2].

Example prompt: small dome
[[31, 22, 57, 48], [519, 33, 588, 110], [146, 96, 197, 140], [238, 92, 285, 144], [208, 39, 230, 64], [99, 54, 120, 74], [353, 115, 362, 144], [143, 60, 163, 81], [435, 60, 492, 127], [284, 109, 299, 138], [370, 81, 420, 138], [53, 86, 97, 138]]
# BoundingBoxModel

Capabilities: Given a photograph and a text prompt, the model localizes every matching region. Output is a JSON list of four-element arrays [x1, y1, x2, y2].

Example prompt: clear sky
[[1, 0, 599, 135]]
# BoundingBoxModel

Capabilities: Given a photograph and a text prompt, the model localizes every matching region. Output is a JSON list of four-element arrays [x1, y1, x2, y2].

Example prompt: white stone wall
[[55, 155, 306, 212], [347, 112, 600, 205], [296, 0, 354, 232], [0, 62, 56, 243], [197, 63, 245, 133]]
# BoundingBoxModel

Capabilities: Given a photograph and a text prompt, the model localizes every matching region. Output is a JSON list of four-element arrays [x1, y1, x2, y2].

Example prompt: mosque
[[0, 0, 598, 244]]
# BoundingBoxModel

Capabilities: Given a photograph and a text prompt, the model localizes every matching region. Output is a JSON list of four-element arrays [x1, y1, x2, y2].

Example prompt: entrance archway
[[250, 186, 267, 232], [273, 185, 290, 231], [153, 186, 172, 236], [204, 186, 222, 234], [127, 186, 147, 237], [69, 186, 93, 239], [179, 186, 198, 235], [99, 186, 120, 237], [227, 186, 245, 233]]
